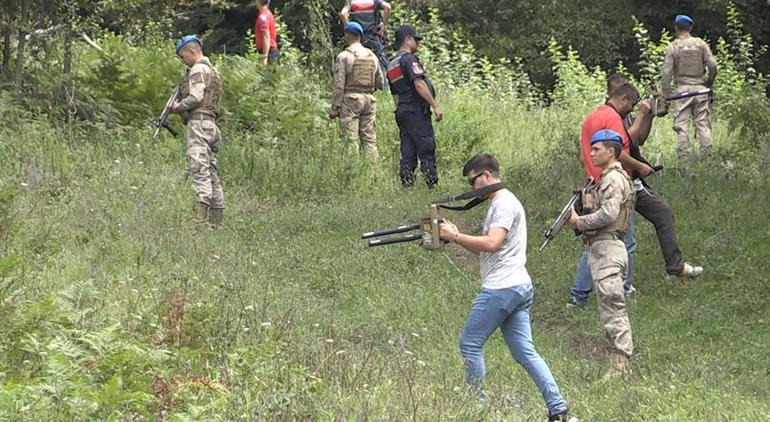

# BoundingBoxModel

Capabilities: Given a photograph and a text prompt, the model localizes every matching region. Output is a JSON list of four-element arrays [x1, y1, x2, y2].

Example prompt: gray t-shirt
[[479, 189, 532, 289]]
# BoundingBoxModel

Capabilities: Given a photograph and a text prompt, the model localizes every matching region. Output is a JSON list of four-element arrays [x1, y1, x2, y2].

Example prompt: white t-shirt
[[479, 189, 532, 289]]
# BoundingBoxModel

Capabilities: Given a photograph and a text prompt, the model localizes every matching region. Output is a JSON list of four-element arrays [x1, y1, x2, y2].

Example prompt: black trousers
[[267, 47, 280, 64], [635, 186, 685, 275], [395, 105, 438, 187]]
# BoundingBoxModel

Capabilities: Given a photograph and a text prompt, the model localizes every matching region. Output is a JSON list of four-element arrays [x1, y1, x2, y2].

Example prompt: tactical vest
[[581, 167, 635, 240], [673, 38, 706, 83], [345, 46, 377, 93], [179, 59, 222, 122]]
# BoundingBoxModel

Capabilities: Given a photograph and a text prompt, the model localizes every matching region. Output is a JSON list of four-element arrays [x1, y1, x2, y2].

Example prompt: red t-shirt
[[580, 104, 631, 181], [255, 9, 277, 51]]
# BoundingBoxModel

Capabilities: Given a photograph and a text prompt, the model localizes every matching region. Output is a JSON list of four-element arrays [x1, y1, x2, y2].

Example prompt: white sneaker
[[678, 263, 704, 279]]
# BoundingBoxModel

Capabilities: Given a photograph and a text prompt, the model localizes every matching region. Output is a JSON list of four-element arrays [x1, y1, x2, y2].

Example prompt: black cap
[[395, 25, 423, 46]]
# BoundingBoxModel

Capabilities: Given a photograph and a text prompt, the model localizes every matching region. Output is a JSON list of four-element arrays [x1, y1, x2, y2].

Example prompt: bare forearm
[[628, 112, 653, 145], [261, 31, 270, 55], [619, 151, 647, 173], [453, 233, 499, 254]]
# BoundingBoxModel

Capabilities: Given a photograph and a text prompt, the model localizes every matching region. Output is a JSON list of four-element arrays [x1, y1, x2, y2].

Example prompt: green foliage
[[633, 17, 673, 89], [547, 38, 606, 110]]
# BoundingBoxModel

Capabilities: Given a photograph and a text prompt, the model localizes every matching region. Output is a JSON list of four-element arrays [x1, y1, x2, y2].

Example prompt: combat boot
[[209, 208, 224, 229], [602, 353, 631, 381], [193, 202, 209, 226]]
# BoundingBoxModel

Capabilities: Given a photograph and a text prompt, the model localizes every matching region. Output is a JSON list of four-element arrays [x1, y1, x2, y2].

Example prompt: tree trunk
[[61, 28, 75, 121], [13, 1, 30, 91], [1, 23, 11, 81]]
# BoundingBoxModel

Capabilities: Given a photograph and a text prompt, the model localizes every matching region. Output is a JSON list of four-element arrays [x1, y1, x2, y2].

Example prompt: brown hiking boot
[[602, 353, 631, 381], [193, 202, 209, 225], [209, 208, 223, 229]]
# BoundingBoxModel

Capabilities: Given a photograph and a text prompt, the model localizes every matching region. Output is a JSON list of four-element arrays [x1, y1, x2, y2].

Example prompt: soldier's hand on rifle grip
[[171, 101, 180, 112], [567, 207, 579, 228], [439, 219, 459, 242]]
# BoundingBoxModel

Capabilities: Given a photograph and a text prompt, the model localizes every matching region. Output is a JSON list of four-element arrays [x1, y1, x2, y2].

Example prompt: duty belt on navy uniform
[[345, 88, 375, 94], [432, 182, 505, 211]]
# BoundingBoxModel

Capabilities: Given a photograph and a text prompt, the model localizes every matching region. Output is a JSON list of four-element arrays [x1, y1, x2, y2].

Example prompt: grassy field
[[0, 94, 768, 420]]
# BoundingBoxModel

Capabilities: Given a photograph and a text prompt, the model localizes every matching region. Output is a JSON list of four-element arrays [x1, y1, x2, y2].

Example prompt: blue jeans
[[570, 215, 637, 303], [459, 283, 568, 417]]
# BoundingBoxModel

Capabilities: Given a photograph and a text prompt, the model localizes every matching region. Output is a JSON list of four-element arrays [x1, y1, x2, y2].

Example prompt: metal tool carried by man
[[362, 182, 504, 250]]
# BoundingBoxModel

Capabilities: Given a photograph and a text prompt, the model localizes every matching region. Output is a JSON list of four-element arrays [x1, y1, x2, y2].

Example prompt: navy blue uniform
[[387, 52, 438, 187]]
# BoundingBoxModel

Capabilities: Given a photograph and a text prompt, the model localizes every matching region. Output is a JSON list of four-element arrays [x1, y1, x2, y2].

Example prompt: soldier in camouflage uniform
[[329, 22, 384, 160], [171, 35, 225, 228], [662, 15, 718, 158], [568, 129, 636, 380]]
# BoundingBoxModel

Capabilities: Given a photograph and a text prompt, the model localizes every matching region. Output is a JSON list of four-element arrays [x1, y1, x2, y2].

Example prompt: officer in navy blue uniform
[[386, 25, 443, 188]]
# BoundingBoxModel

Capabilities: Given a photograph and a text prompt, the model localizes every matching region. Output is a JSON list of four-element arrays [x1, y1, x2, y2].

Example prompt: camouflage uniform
[[332, 42, 384, 160], [662, 34, 718, 157], [576, 161, 636, 359], [175, 57, 224, 224]]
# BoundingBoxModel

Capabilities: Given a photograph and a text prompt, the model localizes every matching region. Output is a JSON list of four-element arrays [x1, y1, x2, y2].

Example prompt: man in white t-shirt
[[439, 153, 574, 422]]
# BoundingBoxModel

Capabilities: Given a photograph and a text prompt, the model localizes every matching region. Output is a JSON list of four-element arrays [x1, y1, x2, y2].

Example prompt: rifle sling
[[433, 182, 505, 211]]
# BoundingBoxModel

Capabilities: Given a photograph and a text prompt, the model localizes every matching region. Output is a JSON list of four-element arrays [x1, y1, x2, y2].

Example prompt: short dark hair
[[600, 141, 623, 159], [463, 153, 500, 177], [675, 22, 692, 32], [609, 82, 639, 103], [607, 73, 629, 95]]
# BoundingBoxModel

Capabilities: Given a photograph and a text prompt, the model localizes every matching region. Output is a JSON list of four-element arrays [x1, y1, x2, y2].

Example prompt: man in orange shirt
[[255, 0, 279, 66]]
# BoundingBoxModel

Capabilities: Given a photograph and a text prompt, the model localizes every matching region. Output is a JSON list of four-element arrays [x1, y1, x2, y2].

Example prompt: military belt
[[187, 112, 217, 122], [586, 232, 624, 246], [344, 88, 375, 95]]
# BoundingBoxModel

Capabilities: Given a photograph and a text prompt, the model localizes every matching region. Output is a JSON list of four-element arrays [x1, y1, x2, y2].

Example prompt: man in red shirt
[[255, 0, 279, 66], [580, 83, 654, 181]]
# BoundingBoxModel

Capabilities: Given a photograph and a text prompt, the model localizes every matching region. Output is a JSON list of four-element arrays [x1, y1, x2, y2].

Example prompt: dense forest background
[[2, 0, 769, 93]]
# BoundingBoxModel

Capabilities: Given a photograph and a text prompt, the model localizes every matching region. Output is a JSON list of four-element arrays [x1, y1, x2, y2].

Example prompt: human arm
[[627, 104, 653, 146], [702, 40, 717, 88], [574, 176, 624, 232], [439, 219, 507, 254], [379, 1, 391, 33], [256, 15, 271, 66], [339, 5, 350, 25], [619, 150, 653, 176], [414, 79, 443, 121], [329, 53, 347, 118], [661, 47, 675, 98], [172, 66, 205, 112]]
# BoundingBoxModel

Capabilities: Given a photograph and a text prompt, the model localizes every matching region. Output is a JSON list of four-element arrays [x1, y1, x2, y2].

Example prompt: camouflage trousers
[[587, 238, 634, 357], [672, 83, 713, 157], [339, 93, 378, 160], [186, 119, 224, 209]]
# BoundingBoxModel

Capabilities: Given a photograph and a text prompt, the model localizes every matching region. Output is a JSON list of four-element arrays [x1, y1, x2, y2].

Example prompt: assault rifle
[[539, 165, 664, 252], [362, 183, 505, 251], [539, 178, 594, 252], [153, 85, 180, 139], [645, 87, 712, 117]]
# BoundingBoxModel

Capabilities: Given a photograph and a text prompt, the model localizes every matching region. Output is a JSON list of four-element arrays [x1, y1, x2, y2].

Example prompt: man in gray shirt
[[439, 153, 575, 422]]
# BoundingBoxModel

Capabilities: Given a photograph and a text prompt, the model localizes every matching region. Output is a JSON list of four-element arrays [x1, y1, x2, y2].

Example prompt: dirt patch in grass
[[568, 334, 609, 361]]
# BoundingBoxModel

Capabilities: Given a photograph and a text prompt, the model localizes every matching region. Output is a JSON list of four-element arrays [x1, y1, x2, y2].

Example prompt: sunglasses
[[468, 171, 486, 186]]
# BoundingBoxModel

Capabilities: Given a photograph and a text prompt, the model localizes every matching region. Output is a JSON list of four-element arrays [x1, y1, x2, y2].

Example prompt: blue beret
[[176, 35, 201, 54], [590, 129, 623, 145], [674, 15, 694, 26], [344, 22, 364, 36]]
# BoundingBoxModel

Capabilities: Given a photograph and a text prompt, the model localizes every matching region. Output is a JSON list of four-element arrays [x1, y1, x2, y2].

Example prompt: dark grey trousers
[[635, 187, 684, 275]]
